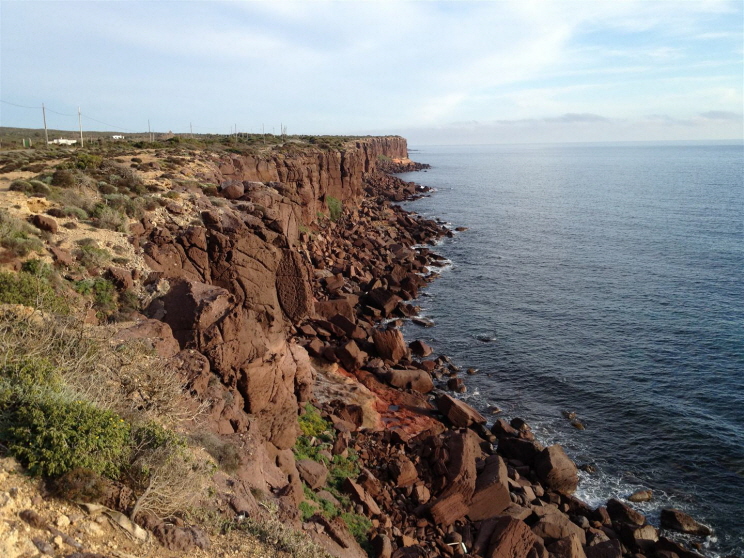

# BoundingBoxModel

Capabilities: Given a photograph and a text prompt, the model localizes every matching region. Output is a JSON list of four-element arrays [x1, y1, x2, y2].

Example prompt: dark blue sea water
[[398, 143, 744, 556]]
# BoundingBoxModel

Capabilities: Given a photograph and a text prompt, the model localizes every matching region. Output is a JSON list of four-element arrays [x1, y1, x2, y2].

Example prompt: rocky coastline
[[0, 135, 719, 558]]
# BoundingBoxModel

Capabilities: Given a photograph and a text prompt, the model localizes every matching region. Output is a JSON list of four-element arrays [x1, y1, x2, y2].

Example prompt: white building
[[48, 139, 77, 145]]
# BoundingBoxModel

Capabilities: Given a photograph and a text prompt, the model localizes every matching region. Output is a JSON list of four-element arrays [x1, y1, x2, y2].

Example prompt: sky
[[1, 0, 742, 145]]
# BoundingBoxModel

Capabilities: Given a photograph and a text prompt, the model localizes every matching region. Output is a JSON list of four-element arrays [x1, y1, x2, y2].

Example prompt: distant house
[[112, 135, 125, 140], [48, 139, 77, 145]]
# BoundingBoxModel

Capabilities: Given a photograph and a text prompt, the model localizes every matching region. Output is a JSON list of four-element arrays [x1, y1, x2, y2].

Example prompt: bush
[[74, 277, 117, 315], [51, 169, 77, 188], [0, 389, 130, 478], [75, 243, 110, 269], [0, 209, 44, 257], [325, 195, 342, 222], [189, 431, 241, 473], [0, 271, 69, 313], [74, 153, 103, 170], [93, 205, 127, 232]]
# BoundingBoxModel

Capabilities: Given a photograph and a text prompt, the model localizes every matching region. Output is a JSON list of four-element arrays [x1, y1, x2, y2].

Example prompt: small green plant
[[9, 179, 50, 196], [51, 168, 77, 188], [74, 277, 117, 315], [325, 195, 342, 222]]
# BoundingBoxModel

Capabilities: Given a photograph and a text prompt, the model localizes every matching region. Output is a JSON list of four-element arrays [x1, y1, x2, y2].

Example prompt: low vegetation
[[294, 404, 372, 551]]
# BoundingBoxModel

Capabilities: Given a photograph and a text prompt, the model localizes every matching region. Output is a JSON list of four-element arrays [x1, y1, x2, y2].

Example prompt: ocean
[[398, 142, 744, 556]]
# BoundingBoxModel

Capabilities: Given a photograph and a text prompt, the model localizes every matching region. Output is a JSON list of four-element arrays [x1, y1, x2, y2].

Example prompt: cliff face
[[216, 136, 408, 223], [140, 137, 409, 499]]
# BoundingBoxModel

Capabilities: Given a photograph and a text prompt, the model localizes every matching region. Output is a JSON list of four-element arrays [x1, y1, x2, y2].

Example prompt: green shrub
[[340, 512, 372, 550], [92, 205, 127, 232], [298, 404, 331, 438], [98, 182, 117, 194], [325, 196, 342, 222], [75, 243, 110, 269], [51, 169, 77, 188], [0, 210, 44, 257], [74, 278, 117, 315], [74, 153, 103, 170], [0, 390, 130, 478], [0, 271, 69, 313]]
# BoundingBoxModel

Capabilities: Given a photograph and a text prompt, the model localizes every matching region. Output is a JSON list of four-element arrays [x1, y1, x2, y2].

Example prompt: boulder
[[619, 522, 658, 552], [627, 489, 652, 503], [409, 340, 433, 357], [388, 455, 418, 487], [366, 288, 402, 316], [380, 369, 433, 393], [296, 459, 328, 490], [585, 540, 622, 558], [659, 509, 711, 536], [315, 298, 355, 322], [486, 516, 539, 558], [29, 214, 57, 233], [436, 394, 486, 427], [467, 454, 511, 521], [548, 534, 587, 558], [220, 180, 244, 199], [114, 319, 180, 358], [336, 340, 367, 372], [343, 478, 381, 516], [429, 492, 469, 527], [497, 437, 544, 466], [49, 246, 74, 267], [534, 445, 579, 494], [606, 499, 645, 526], [106, 267, 134, 291], [531, 513, 587, 545], [372, 328, 408, 363]]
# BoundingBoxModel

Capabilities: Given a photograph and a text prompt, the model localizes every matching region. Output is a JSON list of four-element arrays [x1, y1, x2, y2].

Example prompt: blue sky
[[1, 0, 741, 144]]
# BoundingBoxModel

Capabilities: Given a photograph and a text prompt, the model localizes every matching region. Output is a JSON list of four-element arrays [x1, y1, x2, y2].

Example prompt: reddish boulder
[[606, 499, 645, 526], [372, 328, 408, 363], [275, 250, 313, 322], [114, 319, 180, 358], [366, 288, 402, 316], [531, 513, 587, 545], [409, 340, 433, 357], [49, 246, 74, 267], [315, 298, 355, 322], [106, 266, 134, 291], [486, 516, 539, 558], [467, 454, 511, 521], [29, 214, 57, 233], [296, 459, 328, 490], [585, 540, 622, 558], [436, 394, 486, 427], [336, 340, 367, 371], [548, 534, 587, 558], [380, 369, 433, 393], [430, 492, 469, 527], [388, 455, 418, 488], [534, 445, 579, 494], [220, 180, 244, 199]]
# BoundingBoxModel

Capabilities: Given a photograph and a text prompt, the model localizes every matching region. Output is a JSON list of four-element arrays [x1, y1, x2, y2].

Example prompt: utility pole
[[148, 120, 152, 142], [190, 122, 193, 138], [42, 104, 49, 145], [262, 124, 265, 146], [78, 107, 84, 147]]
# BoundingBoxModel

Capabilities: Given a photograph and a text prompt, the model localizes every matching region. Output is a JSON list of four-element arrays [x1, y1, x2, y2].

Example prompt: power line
[[1, 99, 39, 109], [81, 114, 137, 133], [45, 107, 77, 117]]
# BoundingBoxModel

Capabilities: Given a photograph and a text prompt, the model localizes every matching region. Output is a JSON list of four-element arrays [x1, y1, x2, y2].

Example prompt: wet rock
[[498, 438, 545, 466], [606, 499, 646, 526], [659, 509, 711, 536], [627, 489, 652, 503]]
